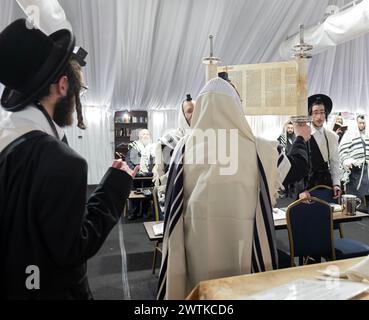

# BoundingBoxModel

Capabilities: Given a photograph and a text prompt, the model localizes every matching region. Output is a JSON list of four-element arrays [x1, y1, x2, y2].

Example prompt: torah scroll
[[218, 60, 308, 116]]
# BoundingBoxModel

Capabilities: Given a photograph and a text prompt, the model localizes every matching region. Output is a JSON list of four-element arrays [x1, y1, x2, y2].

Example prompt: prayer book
[[273, 208, 286, 221], [333, 123, 348, 133], [153, 223, 164, 237]]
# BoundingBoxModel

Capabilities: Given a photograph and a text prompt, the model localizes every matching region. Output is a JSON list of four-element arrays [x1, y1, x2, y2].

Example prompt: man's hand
[[343, 159, 355, 170], [112, 160, 140, 178], [299, 191, 311, 201], [294, 123, 311, 142], [333, 185, 342, 200]]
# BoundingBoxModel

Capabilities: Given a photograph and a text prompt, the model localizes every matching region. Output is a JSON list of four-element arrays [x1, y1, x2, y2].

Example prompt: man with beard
[[126, 129, 155, 220], [0, 19, 138, 299], [278, 121, 297, 198], [278, 121, 296, 154], [340, 115, 369, 211]]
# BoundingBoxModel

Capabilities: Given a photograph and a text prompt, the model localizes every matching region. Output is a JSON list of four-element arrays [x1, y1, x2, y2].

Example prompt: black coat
[[283, 136, 309, 186], [0, 131, 132, 300]]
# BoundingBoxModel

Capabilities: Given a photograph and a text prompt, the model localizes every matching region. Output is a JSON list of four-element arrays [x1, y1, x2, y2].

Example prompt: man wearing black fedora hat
[[300, 94, 342, 200], [0, 19, 139, 299]]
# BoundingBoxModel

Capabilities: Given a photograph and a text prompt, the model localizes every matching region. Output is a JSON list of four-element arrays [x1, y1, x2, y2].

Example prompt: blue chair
[[308, 185, 337, 203], [308, 185, 344, 238], [286, 197, 369, 267]]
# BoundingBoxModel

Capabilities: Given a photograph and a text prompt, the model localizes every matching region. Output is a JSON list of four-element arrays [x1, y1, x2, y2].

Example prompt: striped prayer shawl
[[339, 135, 369, 187], [339, 136, 369, 164], [157, 143, 185, 300], [277, 145, 291, 185], [251, 156, 278, 272], [157, 144, 278, 300], [278, 134, 287, 151], [159, 131, 184, 152]]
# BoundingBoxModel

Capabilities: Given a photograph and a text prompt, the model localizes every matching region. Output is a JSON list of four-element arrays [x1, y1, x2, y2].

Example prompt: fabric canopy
[[2, 0, 369, 114], [2, 0, 369, 183], [280, 0, 369, 59]]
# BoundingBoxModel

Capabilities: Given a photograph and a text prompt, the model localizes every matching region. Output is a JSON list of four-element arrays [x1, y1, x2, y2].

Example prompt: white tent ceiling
[[2, 0, 369, 114]]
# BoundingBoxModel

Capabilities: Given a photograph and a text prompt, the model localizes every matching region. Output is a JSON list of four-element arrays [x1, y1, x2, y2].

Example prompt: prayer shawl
[[278, 132, 296, 153], [0, 105, 65, 153], [128, 140, 153, 173], [153, 103, 191, 187], [339, 127, 369, 188], [157, 78, 281, 300], [153, 103, 191, 212], [278, 133, 287, 150]]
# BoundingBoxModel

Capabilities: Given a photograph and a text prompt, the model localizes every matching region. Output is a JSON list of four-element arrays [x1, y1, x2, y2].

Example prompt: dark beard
[[53, 94, 75, 127]]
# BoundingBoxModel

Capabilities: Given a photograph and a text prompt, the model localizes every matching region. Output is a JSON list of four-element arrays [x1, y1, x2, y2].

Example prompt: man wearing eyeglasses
[[301, 94, 342, 200], [0, 20, 139, 299]]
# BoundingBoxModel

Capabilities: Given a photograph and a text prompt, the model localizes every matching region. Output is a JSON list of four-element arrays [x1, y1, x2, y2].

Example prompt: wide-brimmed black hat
[[308, 94, 333, 116], [0, 19, 75, 112]]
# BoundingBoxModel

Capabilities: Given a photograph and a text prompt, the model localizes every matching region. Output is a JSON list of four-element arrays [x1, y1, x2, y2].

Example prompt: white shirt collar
[[312, 125, 325, 135]]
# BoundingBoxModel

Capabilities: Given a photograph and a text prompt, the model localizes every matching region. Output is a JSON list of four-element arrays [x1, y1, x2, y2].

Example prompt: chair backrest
[[152, 187, 164, 221], [286, 197, 336, 266], [308, 185, 338, 204]]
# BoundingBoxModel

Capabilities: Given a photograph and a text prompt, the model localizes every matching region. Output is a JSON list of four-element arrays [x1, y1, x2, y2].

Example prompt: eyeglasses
[[80, 85, 89, 97], [312, 111, 326, 116]]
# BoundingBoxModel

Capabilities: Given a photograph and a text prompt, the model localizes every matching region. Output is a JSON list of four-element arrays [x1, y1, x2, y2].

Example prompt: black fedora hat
[[0, 19, 75, 112], [308, 94, 333, 116]]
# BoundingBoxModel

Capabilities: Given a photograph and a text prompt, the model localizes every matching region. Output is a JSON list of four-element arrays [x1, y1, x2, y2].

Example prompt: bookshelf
[[114, 111, 148, 159]]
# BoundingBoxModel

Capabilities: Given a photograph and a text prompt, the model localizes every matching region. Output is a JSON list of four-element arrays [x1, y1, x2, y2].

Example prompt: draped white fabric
[[16, 0, 73, 34], [64, 107, 115, 184], [280, 0, 369, 59], [2, 0, 369, 181], [148, 110, 179, 143], [0, 109, 10, 124]]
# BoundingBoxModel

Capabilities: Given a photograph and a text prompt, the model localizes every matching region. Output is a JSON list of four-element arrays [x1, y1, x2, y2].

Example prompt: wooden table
[[129, 191, 147, 200], [274, 210, 369, 230], [144, 221, 164, 275], [187, 257, 369, 300], [144, 221, 163, 242], [133, 176, 154, 189], [143, 212, 369, 235], [134, 176, 155, 181], [123, 191, 153, 217]]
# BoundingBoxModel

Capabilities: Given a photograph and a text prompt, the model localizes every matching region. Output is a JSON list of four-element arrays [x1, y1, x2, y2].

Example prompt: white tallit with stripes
[[153, 102, 191, 188], [339, 126, 369, 187], [158, 78, 281, 300]]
